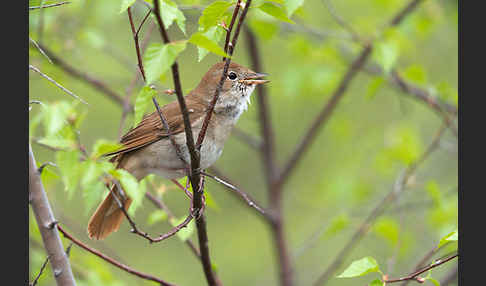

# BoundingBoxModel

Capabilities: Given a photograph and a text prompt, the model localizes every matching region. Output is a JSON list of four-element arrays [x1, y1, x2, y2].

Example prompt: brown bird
[[87, 62, 269, 239]]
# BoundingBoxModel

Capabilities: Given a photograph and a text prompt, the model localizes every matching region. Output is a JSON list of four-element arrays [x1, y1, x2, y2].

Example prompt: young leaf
[[284, 0, 304, 17], [258, 3, 295, 23], [196, 26, 225, 62], [437, 229, 458, 249], [91, 140, 123, 159], [198, 1, 234, 32], [144, 42, 187, 85], [365, 77, 385, 100], [110, 169, 145, 216], [337, 256, 380, 278], [133, 86, 157, 127], [148, 210, 168, 225], [160, 0, 186, 35], [120, 0, 136, 13], [56, 150, 82, 198], [189, 32, 229, 59], [373, 41, 398, 74], [323, 214, 350, 238]]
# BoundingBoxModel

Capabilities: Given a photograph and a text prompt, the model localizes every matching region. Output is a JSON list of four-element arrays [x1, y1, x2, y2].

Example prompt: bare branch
[[29, 37, 53, 63], [127, 7, 150, 82], [36, 44, 130, 109], [56, 224, 177, 286], [30, 255, 50, 286], [384, 253, 458, 284], [29, 144, 76, 286], [222, 0, 242, 60], [322, 0, 363, 43], [29, 64, 88, 105], [29, 1, 71, 10]]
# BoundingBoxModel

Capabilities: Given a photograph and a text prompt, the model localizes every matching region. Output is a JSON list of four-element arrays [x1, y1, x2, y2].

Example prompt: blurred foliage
[[29, 0, 457, 285]]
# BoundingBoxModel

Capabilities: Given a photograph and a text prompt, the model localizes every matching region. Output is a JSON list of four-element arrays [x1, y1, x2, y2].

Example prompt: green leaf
[[323, 214, 350, 238], [160, 0, 186, 35], [204, 190, 220, 211], [426, 277, 440, 286], [170, 216, 195, 241], [133, 86, 157, 127], [369, 279, 384, 286], [284, 0, 304, 17], [425, 180, 442, 206], [373, 217, 400, 246], [437, 229, 458, 249], [110, 169, 145, 216], [403, 64, 427, 85], [198, 1, 234, 32], [373, 41, 398, 74], [120, 0, 136, 13], [189, 32, 229, 59], [144, 42, 187, 85], [43, 101, 72, 137], [39, 164, 60, 189], [196, 26, 225, 62], [56, 150, 82, 198], [148, 210, 168, 225], [337, 257, 380, 278], [248, 18, 279, 41], [258, 3, 294, 23], [91, 140, 124, 159], [365, 77, 385, 100]]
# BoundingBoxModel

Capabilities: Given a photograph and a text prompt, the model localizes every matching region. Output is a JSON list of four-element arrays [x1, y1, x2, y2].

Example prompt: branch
[[36, 44, 129, 109], [30, 255, 50, 286], [56, 224, 177, 286], [127, 6, 152, 82], [276, 0, 425, 191], [200, 170, 267, 217], [232, 127, 263, 150], [222, 0, 242, 60], [29, 1, 70, 10], [384, 253, 458, 284], [312, 123, 447, 286], [29, 64, 88, 105], [29, 144, 76, 286], [108, 178, 194, 243]]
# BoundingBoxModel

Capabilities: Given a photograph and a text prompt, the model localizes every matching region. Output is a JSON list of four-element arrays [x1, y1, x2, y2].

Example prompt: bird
[[87, 61, 269, 239]]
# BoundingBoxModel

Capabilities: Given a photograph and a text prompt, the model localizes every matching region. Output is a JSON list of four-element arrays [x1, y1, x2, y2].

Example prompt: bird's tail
[[87, 184, 132, 240]]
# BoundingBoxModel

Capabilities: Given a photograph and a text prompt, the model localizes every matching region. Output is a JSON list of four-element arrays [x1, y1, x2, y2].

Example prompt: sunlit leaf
[[369, 279, 384, 286], [248, 18, 279, 41], [337, 256, 380, 278], [91, 140, 124, 159], [258, 3, 294, 23], [198, 1, 233, 32], [425, 180, 442, 207], [284, 0, 304, 17], [403, 64, 427, 85], [110, 169, 145, 216], [437, 229, 458, 249], [56, 150, 82, 198], [196, 26, 225, 61], [144, 42, 187, 85], [160, 0, 186, 35], [323, 214, 350, 238], [373, 217, 399, 246], [120, 0, 136, 13], [189, 32, 229, 59], [133, 86, 157, 127], [148, 210, 168, 225], [373, 41, 398, 74], [366, 77, 385, 100]]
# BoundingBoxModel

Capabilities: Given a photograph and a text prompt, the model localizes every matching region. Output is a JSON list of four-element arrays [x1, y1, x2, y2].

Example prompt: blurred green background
[[29, 0, 458, 285]]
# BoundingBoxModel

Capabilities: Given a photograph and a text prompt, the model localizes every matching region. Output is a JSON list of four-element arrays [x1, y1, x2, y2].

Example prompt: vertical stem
[[29, 144, 77, 286]]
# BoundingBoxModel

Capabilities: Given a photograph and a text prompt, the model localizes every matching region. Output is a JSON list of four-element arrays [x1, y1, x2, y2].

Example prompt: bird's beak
[[240, 72, 270, 85]]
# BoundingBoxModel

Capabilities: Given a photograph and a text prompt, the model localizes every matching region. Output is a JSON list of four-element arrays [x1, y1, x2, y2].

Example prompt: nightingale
[[87, 61, 268, 239]]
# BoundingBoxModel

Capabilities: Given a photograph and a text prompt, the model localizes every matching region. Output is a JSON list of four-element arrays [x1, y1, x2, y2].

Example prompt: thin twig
[[384, 253, 458, 284], [56, 224, 177, 286], [29, 1, 71, 10], [36, 44, 129, 109], [222, 0, 241, 61], [30, 256, 50, 286], [29, 37, 53, 63], [232, 127, 263, 150], [127, 7, 150, 82], [29, 64, 88, 105], [107, 178, 194, 243], [200, 171, 267, 216], [322, 0, 362, 43]]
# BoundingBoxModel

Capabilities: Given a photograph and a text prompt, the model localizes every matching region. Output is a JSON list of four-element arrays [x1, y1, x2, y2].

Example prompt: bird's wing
[[104, 98, 207, 159]]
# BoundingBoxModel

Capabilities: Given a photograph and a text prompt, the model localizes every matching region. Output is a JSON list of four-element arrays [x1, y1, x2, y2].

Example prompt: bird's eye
[[228, 71, 237, 80]]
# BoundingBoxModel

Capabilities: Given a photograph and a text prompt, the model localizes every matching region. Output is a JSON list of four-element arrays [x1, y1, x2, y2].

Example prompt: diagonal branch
[[56, 224, 177, 286], [222, 0, 242, 61], [127, 6, 152, 82], [29, 1, 71, 10], [29, 144, 77, 286], [312, 123, 447, 286], [276, 0, 425, 191]]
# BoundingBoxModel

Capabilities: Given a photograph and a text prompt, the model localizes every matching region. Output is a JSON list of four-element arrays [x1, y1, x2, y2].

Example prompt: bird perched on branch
[[87, 62, 269, 239]]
